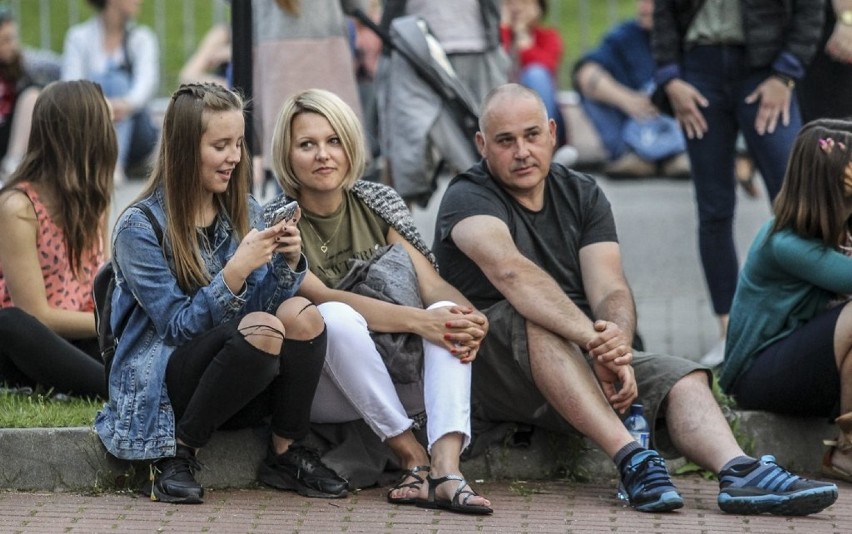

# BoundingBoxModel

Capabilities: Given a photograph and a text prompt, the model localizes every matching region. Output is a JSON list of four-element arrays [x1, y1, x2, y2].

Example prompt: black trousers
[[165, 319, 327, 450], [0, 307, 106, 399]]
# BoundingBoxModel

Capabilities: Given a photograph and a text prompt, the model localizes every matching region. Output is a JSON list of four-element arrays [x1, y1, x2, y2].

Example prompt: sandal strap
[[388, 465, 430, 495], [406, 465, 431, 475], [427, 473, 479, 506]]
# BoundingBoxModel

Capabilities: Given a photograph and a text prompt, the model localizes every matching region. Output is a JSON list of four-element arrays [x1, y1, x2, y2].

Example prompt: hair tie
[[819, 137, 847, 153]]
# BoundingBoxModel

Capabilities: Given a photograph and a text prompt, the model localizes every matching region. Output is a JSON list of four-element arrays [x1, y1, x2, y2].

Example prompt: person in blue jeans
[[652, 0, 825, 362], [61, 0, 160, 182], [573, 0, 689, 178]]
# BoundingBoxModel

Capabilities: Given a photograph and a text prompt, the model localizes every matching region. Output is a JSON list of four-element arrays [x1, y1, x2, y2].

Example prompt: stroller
[[354, 9, 482, 207]]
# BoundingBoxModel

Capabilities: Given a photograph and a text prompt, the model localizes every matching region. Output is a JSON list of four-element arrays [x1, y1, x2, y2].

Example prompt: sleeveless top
[[0, 182, 103, 311]]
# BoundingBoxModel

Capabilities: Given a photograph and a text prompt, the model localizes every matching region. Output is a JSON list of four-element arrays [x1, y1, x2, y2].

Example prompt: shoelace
[[624, 453, 673, 493], [721, 455, 800, 491], [156, 453, 203, 477], [287, 445, 327, 472]]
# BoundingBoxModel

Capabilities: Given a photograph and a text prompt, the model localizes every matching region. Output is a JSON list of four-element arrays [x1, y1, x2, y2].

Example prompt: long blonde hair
[[2, 80, 116, 279], [136, 83, 251, 293]]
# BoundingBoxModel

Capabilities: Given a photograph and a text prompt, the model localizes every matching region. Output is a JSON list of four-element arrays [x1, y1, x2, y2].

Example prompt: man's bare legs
[[663, 371, 744, 473], [526, 321, 635, 458], [526, 321, 684, 512]]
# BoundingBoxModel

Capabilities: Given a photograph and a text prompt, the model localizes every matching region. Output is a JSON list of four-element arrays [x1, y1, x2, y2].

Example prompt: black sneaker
[[144, 444, 204, 504], [717, 455, 838, 515], [257, 443, 348, 498], [619, 449, 684, 512]]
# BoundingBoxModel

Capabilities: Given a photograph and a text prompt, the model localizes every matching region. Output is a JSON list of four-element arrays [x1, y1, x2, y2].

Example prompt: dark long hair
[[2, 80, 116, 278], [771, 118, 852, 247]]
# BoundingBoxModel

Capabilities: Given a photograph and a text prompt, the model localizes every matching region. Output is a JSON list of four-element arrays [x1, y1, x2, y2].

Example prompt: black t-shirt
[[433, 160, 618, 316]]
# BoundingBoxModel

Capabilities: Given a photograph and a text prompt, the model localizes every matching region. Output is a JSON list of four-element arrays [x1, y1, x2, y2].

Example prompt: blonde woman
[[267, 88, 492, 515]]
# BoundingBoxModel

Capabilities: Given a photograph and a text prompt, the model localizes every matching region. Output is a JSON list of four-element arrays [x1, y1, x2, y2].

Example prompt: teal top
[[720, 219, 852, 391]]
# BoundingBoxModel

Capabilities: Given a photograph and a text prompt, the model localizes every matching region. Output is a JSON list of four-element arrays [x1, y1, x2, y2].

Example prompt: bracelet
[[771, 73, 796, 89]]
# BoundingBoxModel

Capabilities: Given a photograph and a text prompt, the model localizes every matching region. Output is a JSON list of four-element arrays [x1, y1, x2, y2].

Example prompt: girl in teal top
[[721, 119, 852, 484]]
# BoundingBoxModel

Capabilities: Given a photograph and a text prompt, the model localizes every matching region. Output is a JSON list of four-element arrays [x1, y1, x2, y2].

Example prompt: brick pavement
[[0, 476, 849, 533]]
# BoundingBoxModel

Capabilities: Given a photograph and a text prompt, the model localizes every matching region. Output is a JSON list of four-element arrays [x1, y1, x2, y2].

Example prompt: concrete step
[[0, 411, 836, 492]]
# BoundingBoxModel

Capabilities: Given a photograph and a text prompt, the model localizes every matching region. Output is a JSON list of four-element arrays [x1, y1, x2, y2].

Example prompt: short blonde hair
[[270, 88, 366, 198]]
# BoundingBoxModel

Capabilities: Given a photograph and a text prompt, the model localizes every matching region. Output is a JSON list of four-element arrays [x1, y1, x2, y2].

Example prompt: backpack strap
[[133, 203, 163, 246], [112, 202, 163, 335]]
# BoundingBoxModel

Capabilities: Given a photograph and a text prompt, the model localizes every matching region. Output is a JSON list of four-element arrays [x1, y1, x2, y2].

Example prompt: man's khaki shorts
[[472, 300, 710, 457]]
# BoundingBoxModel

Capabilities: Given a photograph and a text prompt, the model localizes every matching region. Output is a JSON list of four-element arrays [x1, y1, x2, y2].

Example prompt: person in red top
[[500, 0, 566, 144], [0, 80, 115, 399]]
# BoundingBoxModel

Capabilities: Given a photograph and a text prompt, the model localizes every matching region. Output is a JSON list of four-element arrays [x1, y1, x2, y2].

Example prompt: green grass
[[11, 0, 636, 97], [0, 389, 102, 428]]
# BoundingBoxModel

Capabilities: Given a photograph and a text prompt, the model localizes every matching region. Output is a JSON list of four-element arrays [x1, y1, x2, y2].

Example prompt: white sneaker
[[700, 339, 725, 367]]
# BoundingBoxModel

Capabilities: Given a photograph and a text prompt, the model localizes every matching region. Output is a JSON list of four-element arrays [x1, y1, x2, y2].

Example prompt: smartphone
[[269, 200, 299, 226]]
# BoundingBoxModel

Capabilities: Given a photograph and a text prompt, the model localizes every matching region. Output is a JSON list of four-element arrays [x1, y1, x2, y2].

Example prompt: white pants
[[311, 301, 472, 452]]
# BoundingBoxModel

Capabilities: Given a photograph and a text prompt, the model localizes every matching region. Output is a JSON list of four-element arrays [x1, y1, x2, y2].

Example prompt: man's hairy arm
[[451, 215, 598, 346], [575, 62, 658, 120], [579, 242, 637, 364]]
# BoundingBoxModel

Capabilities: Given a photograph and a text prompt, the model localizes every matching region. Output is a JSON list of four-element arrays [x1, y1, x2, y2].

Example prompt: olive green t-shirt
[[299, 191, 390, 288], [685, 0, 745, 46]]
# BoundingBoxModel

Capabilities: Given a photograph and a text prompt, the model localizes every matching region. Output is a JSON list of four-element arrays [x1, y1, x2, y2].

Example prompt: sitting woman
[[0, 80, 114, 399], [721, 118, 852, 484], [96, 83, 346, 505], [62, 0, 160, 181], [266, 88, 492, 515]]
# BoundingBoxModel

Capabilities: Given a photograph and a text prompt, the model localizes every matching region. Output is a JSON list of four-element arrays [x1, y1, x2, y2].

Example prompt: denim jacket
[[94, 188, 307, 460]]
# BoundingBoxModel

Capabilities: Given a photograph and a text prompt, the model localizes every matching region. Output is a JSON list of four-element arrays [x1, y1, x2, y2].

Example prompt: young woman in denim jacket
[[95, 83, 347, 504]]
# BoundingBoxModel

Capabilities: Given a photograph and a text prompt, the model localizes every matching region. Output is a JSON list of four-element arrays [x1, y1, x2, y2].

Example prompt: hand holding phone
[[269, 200, 299, 227]]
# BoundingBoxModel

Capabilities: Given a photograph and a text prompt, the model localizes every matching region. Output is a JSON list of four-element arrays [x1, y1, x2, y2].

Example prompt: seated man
[[572, 0, 688, 178], [432, 83, 839, 515]]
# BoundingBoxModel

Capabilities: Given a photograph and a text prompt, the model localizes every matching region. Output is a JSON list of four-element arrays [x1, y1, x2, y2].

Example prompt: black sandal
[[415, 474, 493, 515], [386, 465, 430, 505]]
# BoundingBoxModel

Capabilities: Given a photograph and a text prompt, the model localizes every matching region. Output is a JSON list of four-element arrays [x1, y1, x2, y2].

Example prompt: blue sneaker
[[717, 455, 838, 515], [619, 449, 684, 512]]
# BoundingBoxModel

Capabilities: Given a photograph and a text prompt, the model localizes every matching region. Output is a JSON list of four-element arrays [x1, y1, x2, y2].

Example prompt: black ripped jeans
[[165, 318, 327, 449]]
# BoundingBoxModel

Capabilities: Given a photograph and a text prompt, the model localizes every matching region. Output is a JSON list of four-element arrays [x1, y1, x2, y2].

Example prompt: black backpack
[[93, 204, 162, 385]]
